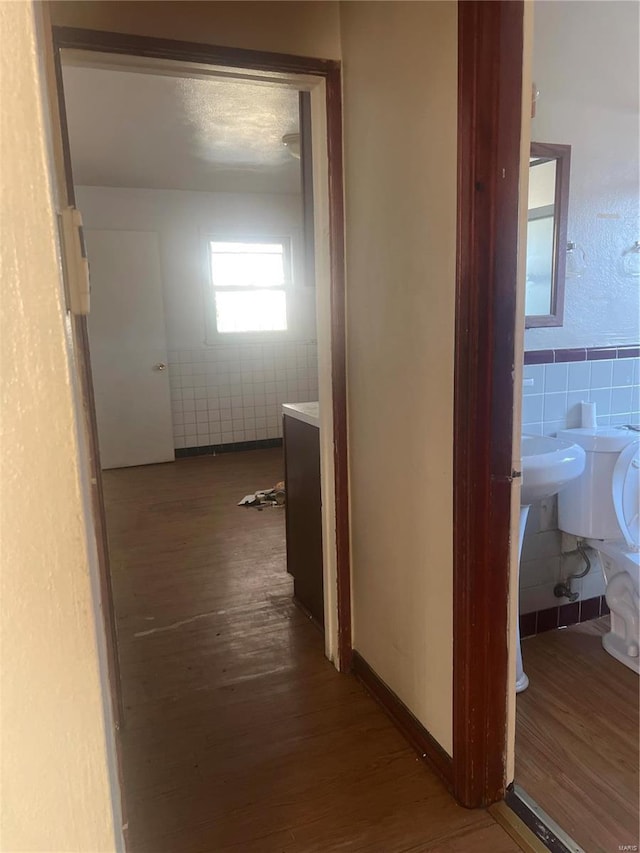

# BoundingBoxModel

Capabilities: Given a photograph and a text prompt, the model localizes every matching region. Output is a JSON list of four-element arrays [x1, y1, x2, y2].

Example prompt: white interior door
[[85, 229, 174, 469]]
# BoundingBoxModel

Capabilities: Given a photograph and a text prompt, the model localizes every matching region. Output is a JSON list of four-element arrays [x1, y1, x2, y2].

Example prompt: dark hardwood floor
[[516, 617, 640, 853], [103, 449, 519, 853]]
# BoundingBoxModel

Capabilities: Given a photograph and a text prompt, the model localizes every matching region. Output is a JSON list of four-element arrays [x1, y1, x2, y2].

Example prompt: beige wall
[[0, 3, 120, 851], [49, 0, 341, 60], [340, 1, 458, 753]]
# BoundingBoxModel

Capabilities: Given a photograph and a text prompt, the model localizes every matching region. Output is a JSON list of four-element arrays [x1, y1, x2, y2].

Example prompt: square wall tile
[[582, 567, 606, 599], [568, 361, 591, 391], [522, 422, 543, 435], [579, 596, 601, 621], [558, 602, 580, 627], [543, 392, 568, 423], [519, 612, 537, 639], [590, 360, 614, 389], [519, 584, 558, 614], [611, 386, 633, 414], [522, 394, 544, 425], [613, 359, 635, 387], [537, 606, 559, 633], [522, 529, 562, 562], [588, 388, 611, 415], [544, 363, 568, 393]]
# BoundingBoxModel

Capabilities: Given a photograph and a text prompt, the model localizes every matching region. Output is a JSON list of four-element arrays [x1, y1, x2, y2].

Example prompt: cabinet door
[[284, 415, 324, 627]]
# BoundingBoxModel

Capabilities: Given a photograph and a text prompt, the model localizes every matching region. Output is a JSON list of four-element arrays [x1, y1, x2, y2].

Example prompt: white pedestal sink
[[516, 435, 586, 692]]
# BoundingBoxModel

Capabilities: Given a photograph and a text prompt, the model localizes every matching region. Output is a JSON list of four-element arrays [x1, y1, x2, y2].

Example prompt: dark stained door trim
[[453, 0, 524, 807], [50, 27, 352, 671], [50, 24, 125, 733]]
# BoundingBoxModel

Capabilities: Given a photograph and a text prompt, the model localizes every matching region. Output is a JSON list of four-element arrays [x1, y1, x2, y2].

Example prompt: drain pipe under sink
[[554, 541, 592, 601]]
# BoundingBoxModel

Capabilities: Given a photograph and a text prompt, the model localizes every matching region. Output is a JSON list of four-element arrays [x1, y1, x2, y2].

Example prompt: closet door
[[86, 229, 174, 469]]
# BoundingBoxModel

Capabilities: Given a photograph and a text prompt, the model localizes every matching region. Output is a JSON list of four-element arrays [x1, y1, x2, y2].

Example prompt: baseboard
[[175, 438, 283, 458], [292, 596, 324, 635], [351, 651, 453, 789], [519, 595, 608, 639]]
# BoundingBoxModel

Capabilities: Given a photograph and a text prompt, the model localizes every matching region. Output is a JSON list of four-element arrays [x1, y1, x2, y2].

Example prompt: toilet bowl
[[558, 427, 640, 674], [592, 538, 639, 670]]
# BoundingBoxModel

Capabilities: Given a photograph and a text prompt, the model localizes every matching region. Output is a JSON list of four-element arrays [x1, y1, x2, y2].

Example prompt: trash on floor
[[238, 481, 286, 509]]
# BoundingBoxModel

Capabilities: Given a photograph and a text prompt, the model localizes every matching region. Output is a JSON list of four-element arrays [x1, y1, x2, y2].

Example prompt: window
[[209, 240, 290, 334]]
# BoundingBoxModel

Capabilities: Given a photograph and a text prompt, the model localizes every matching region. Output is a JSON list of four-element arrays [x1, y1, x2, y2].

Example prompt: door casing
[[453, 0, 525, 807]]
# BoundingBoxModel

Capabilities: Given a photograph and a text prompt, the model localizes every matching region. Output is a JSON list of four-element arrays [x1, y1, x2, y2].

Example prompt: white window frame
[[204, 235, 294, 341]]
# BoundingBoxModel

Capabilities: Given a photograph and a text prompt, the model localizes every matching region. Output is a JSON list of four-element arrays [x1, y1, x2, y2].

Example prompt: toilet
[[557, 426, 639, 674]]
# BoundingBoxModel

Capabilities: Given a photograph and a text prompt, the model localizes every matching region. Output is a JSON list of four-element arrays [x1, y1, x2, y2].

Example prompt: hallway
[[104, 449, 519, 852]]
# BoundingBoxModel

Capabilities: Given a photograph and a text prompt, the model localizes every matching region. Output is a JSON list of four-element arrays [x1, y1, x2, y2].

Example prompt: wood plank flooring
[[103, 449, 519, 853], [516, 618, 640, 853]]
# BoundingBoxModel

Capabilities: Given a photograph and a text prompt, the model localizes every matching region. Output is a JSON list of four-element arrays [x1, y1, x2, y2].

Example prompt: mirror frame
[[525, 141, 571, 328]]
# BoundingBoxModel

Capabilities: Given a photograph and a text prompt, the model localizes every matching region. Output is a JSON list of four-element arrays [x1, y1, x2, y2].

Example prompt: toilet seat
[[590, 441, 640, 592], [612, 439, 640, 552]]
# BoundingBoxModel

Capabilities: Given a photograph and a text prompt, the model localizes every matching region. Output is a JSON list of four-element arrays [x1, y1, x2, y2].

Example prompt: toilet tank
[[557, 427, 638, 540]]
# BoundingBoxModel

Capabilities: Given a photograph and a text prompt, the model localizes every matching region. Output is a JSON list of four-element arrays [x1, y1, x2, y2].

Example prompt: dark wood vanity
[[282, 403, 324, 628]]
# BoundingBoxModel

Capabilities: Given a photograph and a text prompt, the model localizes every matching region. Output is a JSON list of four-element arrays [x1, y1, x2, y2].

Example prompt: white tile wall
[[168, 340, 319, 448], [520, 355, 640, 614]]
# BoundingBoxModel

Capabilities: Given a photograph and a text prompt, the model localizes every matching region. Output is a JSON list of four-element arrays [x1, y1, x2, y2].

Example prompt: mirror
[[525, 142, 571, 328]]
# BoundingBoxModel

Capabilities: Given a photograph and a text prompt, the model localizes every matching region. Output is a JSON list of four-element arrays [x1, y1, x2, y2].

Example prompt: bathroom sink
[[520, 434, 586, 506], [515, 435, 587, 692]]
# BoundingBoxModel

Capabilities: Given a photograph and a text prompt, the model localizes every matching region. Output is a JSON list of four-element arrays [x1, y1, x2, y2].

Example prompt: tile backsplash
[[520, 351, 639, 617], [522, 356, 640, 436], [168, 341, 319, 449]]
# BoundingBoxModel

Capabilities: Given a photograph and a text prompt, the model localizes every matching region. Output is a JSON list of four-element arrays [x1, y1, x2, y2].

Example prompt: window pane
[[210, 241, 285, 288], [215, 289, 287, 333]]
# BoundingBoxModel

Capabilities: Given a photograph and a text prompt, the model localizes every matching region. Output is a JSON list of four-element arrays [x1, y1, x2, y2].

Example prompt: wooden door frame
[[49, 27, 352, 680], [453, 0, 524, 808]]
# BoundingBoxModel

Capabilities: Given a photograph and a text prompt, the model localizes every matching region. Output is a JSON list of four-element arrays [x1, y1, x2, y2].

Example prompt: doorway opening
[[512, 2, 640, 851], [51, 30, 351, 849]]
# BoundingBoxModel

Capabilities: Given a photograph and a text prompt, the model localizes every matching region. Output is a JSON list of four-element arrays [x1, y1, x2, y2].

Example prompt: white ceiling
[[61, 65, 301, 194]]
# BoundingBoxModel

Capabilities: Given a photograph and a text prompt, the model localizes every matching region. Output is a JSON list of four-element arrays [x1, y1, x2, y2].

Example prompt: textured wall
[[0, 3, 119, 850], [526, 0, 640, 350]]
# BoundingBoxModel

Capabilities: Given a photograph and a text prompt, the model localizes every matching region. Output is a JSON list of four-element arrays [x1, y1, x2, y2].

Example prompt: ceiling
[[61, 65, 301, 194]]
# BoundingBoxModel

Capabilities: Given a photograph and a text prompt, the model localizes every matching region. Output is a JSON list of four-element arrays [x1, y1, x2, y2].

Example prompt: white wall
[[526, 0, 640, 350], [77, 186, 319, 448], [0, 3, 120, 850], [341, 0, 458, 754], [77, 186, 316, 349]]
